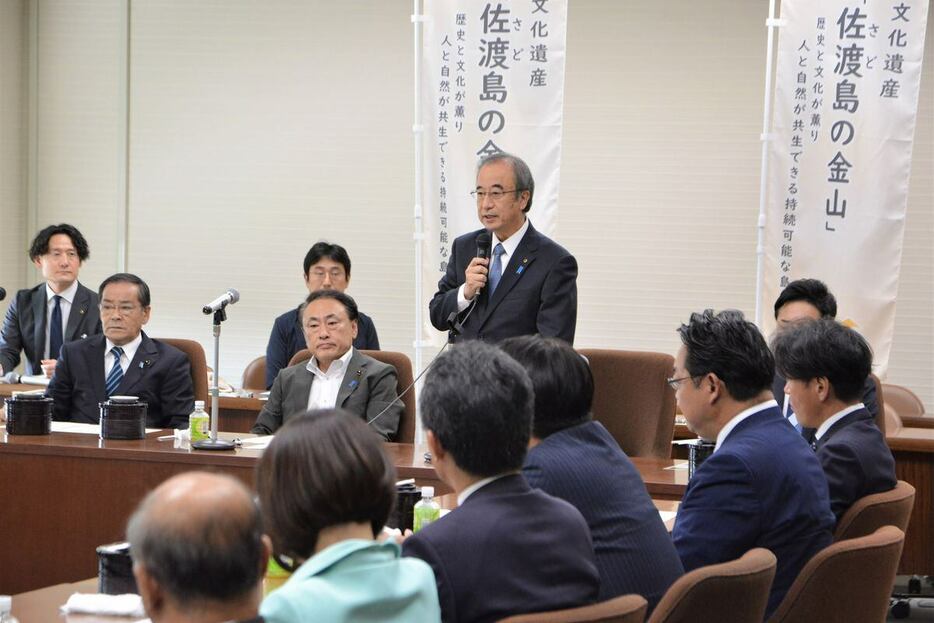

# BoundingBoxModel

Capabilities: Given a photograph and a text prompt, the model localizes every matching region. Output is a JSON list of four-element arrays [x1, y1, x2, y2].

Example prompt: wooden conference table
[[0, 427, 688, 595]]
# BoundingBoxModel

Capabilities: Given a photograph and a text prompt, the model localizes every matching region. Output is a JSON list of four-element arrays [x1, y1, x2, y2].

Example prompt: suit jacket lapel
[[65, 284, 92, 340], [285, 367, 314, 417], [117, 333, 157, 395], [816, 408, 871, 450], [32, 288, 47, 363], [478, 224, 540, 328], [84, 335, 108, 399], [336, 350, 367, 408]]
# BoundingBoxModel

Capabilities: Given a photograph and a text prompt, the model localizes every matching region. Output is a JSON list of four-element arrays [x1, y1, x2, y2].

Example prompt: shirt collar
[[457, 473, 512, 506], [715, 399, 778, 452], [492, 217, 530, 258], [815, 403, 866, 440], [307, 346, 354, 379], [289, 539, 399, 581], [106, 333, 143, 364], [46, 280, 79, 304]]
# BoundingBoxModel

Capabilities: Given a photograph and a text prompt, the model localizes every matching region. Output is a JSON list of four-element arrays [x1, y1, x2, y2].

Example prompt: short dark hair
[[99, 273, 151, 307], [499, 335, 593, 439], [126, 473, 264, 607], [678, 309, 774, 402], [29, 223, 90, 262], [420, 340, 533, 477], [303, 242, 352, 278], [478, 152, 535, 212], [772, 318, 872, 402], [255, 411, 396, 567], [303, 289, 359, 322], [774, 278, 837, 319]]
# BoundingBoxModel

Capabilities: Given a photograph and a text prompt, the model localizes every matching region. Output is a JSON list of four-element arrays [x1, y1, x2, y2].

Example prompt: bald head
[[127, 472, 266, 620]]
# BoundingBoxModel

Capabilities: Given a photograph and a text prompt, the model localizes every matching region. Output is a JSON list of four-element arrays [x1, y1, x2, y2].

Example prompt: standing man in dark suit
[[251, 290, 401, 440], [772, 319, 896, 523], [429, 153, 578, 344], [501, 335, 683, 613], [48, 273, 194, 428], [265, 242, 379, 389], [0, 224, 101, 379], [772, 278, 878, 427], [670, 309, 834, 618], [402, 340, 599, 622]]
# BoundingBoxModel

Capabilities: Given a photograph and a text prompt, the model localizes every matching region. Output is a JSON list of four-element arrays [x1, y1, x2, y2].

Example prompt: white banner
[[762, 0, 929, 374], [419, 0, 568, 342]]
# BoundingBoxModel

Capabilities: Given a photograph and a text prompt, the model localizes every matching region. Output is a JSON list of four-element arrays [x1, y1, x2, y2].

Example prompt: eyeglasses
[[666, 375, 701, 390], [470, 188, 526, 202]]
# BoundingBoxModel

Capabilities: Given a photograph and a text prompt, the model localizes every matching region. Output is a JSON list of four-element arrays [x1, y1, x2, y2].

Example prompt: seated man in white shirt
[[250, 290, 402, 440]]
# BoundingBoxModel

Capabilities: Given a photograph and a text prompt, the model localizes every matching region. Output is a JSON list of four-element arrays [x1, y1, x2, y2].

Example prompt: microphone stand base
[[191, 438, 236, 451]]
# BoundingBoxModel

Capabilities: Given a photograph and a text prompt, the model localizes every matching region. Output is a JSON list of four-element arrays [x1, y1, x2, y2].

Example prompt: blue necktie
[[49, 295, 63, 360], [488, 243, 505, 294], [105, 347, 125, 396]]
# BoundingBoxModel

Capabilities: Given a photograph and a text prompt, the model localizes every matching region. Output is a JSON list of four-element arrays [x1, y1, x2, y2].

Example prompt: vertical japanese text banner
[[420, 0, 568, 343], [762, 0, 929, 374]]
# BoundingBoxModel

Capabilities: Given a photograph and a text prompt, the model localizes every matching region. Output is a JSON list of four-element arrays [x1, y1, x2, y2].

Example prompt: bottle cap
[[0, 595, 11, 612], [194, 400, 205, 409], [421, 486, 434, 498]]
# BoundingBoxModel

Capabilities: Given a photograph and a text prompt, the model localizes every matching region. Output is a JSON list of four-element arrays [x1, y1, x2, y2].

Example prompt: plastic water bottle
[[188, 400, 210, 442], [0, 595, 20, 623], [412, 486, 441, 532]]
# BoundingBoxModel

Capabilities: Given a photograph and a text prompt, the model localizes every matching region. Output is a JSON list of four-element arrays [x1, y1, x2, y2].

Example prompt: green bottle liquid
[[413, 486, 441, 532], [188, 400, 210, 442]]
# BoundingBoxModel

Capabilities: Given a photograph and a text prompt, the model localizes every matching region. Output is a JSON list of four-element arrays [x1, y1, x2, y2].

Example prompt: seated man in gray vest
[[251, 290, 401, 440]]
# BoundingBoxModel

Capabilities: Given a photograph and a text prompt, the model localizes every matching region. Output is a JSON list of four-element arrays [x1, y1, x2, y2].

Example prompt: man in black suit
[[429, 153, 578, 344], [402, 340, 599, 622], [0, 224, 101, 379], [501, 335, 683, 613], [772, 278, 878, 426], [772, 318, 896, 523], [48, 273, 195, 428]]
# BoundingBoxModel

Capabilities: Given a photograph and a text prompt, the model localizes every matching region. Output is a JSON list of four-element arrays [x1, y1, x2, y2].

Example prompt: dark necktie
[[105, 347, 125, 396], [49, 295, 63, 360], [488, 243, 505, 294]]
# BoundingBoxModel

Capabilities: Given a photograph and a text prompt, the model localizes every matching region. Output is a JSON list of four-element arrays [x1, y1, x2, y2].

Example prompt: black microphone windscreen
[[475, 232, 492, 259], [0, 287, 5, 302]]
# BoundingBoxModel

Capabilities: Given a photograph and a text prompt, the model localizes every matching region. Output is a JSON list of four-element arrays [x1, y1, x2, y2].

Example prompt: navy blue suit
[[772, 373, 879, 431], [523, 421, 683, 612], [672, 404, 834, 619], [264, 306, 379, 389], [402, 474, 599, 622], [429, 222, 578, 344], [0, 282, 101, 376], [815, 407, 897, 523], [49, 332, 195, 428]]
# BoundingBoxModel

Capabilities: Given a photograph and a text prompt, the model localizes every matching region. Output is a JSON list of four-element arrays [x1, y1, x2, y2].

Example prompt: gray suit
[[250, 349, 402, 440], [0, 282, 101, 376]]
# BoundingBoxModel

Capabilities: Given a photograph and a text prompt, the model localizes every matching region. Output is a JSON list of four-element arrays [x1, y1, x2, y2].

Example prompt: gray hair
[[478, 152, 535, 212]]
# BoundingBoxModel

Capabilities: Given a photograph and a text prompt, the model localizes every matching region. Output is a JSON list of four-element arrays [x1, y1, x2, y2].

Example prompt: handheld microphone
[[475, 231, 492, 259], [0, 287, 5, 302], [202, 289, 240, 315]]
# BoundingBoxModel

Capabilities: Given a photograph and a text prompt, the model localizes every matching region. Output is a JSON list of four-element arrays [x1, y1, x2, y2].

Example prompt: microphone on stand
[[0, 287, 6, 301], [202, 289, 240, 315]]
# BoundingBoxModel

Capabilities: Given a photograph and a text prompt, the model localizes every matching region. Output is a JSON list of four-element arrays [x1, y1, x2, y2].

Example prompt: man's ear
[[133, 563, 164, 619], [704, 372, 723, 405], [426, 430, 445, 461], [814, 376, 832, 402]]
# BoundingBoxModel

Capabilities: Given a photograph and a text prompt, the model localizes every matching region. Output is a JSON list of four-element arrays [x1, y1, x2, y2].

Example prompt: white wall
[[3, 0, 932, 410]]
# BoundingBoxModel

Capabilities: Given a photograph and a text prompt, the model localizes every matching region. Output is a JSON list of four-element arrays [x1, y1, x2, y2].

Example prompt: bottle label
[[189, 414, 210, 442], [413, 505, 441, 532]]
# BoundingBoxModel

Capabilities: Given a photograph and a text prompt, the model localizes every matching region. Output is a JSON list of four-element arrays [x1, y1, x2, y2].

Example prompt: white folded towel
[[60, 592, 146, 618]]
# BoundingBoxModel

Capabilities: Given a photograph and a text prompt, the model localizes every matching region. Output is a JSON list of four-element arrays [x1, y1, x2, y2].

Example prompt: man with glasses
[[669, 309, 833, 618], [48, 273, 194, 428], [251, 290, 401, 440], [0, 223, 101, 381], [429, 152, 578, 343], [265, 241, 380, 389]]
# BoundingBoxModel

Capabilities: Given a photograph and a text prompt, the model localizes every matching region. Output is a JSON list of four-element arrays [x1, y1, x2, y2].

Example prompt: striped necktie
[[105, 347, 125, 396], [488, 243, 505, 294]]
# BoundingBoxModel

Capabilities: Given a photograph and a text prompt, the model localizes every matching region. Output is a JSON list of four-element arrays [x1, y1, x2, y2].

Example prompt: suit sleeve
[[364, 363, 402, 441], [536, 252, 578, 344], [361, 315, 380, 350], [817, 441, 865, 522], [429, 239, 465, 332], [160, 351, 195, 428], [0, 295, 24, 375], [265, 316, 291, 390], [672, 452, 761, 572], [47, 343, 76, 421], [402, 534, 457, 622], [251, 370, 287, 435], [861, 377, 880, 422]]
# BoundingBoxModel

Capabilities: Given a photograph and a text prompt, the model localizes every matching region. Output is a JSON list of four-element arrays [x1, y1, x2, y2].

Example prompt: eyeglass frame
[[470, 188, 528, 202], [665, 374, 703, 390]]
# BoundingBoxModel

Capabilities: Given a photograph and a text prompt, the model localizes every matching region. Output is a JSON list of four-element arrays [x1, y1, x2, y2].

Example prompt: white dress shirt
[[44, 280, 79, 358], [814, 403, 866, 441], [104, 334, 143, 379], [456, 473, 513, 506], [306, 347, 355, 411]]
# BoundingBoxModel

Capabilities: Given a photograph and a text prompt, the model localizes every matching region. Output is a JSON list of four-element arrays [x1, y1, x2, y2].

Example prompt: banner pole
[[412, 0, 425, 443]]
